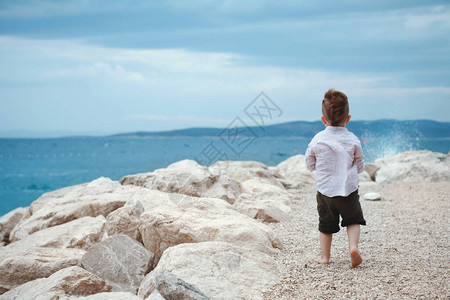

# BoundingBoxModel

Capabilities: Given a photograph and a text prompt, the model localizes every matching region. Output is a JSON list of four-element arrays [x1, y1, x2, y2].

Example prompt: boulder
[[120, 160, 243, 206], [139, 197, 281, 264], [274, 155, 315, 188], [105, 199, 144, 242], [201, 175, 241, 205], [10, 177, 127, 242], [2, 216, 106, 253], [0, 247, 85, 294], [373, 150, 450, 184], [233, 179, 292, 222], [209, 160, 284, 187], [120, 159, 217, 197], [81, 235, 154, 294], [150, 271, 209, 300], [134, 188, 179, 212], [0, 207, 27, 243], [0, 266, 112, 300], [138, 241, 280, 300]]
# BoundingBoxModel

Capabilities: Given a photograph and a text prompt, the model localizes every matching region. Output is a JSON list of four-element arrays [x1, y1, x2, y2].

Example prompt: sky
[[0, 0, 449, 137]]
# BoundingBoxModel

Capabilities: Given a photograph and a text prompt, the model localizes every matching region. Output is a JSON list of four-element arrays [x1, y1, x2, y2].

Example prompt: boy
[[305, 89, 366, 268]]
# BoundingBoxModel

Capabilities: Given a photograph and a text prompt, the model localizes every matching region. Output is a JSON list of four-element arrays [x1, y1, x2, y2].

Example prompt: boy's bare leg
[[315, 232, 332, 264], [347, 224, 362, 267]]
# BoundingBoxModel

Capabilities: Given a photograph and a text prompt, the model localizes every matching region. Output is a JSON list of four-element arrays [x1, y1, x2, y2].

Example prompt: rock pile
[[0, 158, 293, 299], [0, 150, 447, 299]]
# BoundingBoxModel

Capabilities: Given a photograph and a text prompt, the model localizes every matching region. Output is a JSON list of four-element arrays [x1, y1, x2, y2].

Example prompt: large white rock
[[233, 179, 292, 223], [139, 197, 281, 264], [0, 207, 27, 243], [374, 150, 450, 184], [130, 188, 178, 212], [2, 216, 106, 254], [274, 154, 315, 188], [0, 247, 85, 294], [138, 241, 280, 300], [0, 266, 112, 300], [120, 159, 217, 197], [120, 160, 245, 206], [209, 160, 284, 187], [81, 235, 154, 294], [201, 175, 241, 205], [105, 199, 144, 242], [10, 177, 127, 242]]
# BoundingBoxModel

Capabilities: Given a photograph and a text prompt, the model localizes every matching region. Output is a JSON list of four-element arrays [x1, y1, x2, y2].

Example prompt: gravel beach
[[262, 181, 450, 299]]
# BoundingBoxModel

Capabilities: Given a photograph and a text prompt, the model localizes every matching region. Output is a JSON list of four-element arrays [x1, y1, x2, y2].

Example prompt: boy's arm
[[305, 146, 316, 172], [354, 141, 365, 174]]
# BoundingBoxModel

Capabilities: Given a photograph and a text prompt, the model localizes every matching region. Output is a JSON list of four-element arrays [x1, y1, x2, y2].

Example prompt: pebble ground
[[262, 181, 449, 300]]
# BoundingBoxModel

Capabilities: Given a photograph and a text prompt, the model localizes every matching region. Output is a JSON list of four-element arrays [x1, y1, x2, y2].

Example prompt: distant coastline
[[2, 119, 449, 139]]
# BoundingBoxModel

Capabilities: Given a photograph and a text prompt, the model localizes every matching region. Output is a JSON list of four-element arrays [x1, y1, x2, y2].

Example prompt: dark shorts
[[316, 189, 366, 234]]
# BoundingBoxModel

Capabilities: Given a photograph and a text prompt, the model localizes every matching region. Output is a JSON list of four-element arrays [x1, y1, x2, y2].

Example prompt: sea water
[[0, 136, 449, 216]]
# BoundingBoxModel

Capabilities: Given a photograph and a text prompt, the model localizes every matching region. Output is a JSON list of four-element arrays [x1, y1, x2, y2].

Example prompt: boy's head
[[321, 89, 350, 126]]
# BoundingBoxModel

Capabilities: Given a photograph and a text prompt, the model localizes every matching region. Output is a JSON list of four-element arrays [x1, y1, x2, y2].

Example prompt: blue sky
[[0, 0, 449, 136]]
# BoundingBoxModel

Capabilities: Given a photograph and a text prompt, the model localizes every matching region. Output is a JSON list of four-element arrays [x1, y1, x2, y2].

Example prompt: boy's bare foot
[[350, 248, 362, 267], [314, 257, 330, 264]]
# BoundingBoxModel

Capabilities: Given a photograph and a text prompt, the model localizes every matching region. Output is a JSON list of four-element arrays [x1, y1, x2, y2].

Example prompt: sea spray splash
[[360, 121, 423, 162]]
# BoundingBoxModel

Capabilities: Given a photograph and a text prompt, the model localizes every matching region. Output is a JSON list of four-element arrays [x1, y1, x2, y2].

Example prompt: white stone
[[0, 247, 85, 294], [138, 241, 280, 300], [120, 159, 216, 197], [364, 192, 382, 201], [81, 235, 154, 294], [139, 197, 281, 264], [105, 199, 144, 242], [0, 266, 112, 300], [374, 150, 450, 184], [2, 216, 106, 254], [275, 155, 315, 188], [201, 175, 241, 204], [10, 177, 127, 242], [131, 188, 178, 212], [233, 179, 292, 222], [209, 160, 284, 187]]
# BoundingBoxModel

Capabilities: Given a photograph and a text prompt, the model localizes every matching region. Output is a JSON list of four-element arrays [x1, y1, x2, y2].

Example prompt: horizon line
[[1, 118, 449, 139]]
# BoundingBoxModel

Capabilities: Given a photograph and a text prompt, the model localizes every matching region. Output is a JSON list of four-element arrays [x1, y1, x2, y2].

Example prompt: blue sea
[[0, 135, 449, 216]]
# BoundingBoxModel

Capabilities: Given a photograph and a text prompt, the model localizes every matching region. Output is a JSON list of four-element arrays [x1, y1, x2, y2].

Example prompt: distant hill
[[110, 119, 450, 139]]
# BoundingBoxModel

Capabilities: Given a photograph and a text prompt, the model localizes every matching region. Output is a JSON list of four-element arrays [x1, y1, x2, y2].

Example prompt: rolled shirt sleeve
[[305, 146, 316, 171]]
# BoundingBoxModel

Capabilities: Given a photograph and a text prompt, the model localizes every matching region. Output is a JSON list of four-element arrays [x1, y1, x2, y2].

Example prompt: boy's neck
[[325, 123, 346, 127]]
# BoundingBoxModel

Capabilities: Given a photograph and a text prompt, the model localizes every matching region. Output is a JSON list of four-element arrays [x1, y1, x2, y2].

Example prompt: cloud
[[0, 35, 387, 93], [43, 62, 146, 83], [0, 34, 449, 134], [404, 5, 450, 29]]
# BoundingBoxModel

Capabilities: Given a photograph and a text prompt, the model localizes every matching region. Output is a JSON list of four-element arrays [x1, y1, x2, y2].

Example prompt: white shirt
[[305, 126, 364, 197]]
